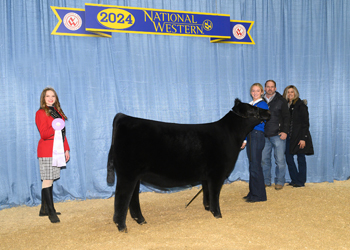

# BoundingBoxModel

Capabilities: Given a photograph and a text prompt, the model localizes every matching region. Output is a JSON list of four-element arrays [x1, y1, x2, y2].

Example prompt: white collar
[[249, 98, 263, 106]]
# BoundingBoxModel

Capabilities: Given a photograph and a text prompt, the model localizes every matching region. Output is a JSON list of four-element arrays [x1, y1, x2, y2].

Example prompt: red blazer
[[35, 108, 70, 157]]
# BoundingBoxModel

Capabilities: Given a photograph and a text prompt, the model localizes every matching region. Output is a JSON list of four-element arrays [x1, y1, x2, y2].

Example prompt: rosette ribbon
[[52, 118, 66, 167]]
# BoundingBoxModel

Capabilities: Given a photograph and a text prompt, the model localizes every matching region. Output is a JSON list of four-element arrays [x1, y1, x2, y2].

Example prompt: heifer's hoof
[[116, 224, 128, 233], [133, 217, 147, 225], [211, 211, 222, 219], [204, 205, 210, 211], [215, 214, 222, 219], [39, 211, 61, 216], [139, 220, 147, 225]]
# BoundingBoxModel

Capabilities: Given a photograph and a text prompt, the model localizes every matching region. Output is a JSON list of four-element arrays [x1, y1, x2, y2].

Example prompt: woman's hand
[[241, 141, 247, 149], [298, 140, 306, 149], [65, 151, 70, 162]]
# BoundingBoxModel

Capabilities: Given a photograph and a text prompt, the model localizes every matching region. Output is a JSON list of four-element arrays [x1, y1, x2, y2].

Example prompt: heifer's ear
[[232, 98, 243, 115], [234, 98, 242, 107]]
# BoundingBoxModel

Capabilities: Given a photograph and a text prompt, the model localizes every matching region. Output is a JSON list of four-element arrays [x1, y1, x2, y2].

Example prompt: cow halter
[[230, 109, 247, 118], [230, 108, 261, 119]]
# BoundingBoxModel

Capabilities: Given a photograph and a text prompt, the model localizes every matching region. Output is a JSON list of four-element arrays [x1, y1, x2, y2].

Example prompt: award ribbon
[[52, 118, 66, 167]]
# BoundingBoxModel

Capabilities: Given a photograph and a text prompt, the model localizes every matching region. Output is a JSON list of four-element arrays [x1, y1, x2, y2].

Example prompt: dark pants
[[246, 130, 267, 201], [285, 135, 307, 186]]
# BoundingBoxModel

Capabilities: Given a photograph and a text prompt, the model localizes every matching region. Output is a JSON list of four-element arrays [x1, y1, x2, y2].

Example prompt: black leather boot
[[39, 188, 46, 216], [42, 187, 60, 223], [39, 187, 61, 216]]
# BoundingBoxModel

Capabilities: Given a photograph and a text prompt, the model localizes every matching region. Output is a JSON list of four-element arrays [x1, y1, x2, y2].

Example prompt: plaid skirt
[[39, 157, 60, 180]]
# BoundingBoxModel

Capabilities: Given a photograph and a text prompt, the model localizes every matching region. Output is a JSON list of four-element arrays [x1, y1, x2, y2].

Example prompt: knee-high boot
[[39, 188, 46, 216], [39, 187, 61, 216], [42, 187, 60, 223]]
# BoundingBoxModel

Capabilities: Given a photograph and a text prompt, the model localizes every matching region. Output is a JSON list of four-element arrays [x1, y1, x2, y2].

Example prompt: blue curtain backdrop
[[0, 0, 349, 209]]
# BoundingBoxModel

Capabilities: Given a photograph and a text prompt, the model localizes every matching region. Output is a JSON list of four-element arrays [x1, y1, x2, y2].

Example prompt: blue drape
[[1, 0, 349, 209]]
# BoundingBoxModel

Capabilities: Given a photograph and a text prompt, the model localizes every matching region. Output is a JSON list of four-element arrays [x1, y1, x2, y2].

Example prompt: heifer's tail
[[107, 114, 120, 185], [107, 149, 115, 185]]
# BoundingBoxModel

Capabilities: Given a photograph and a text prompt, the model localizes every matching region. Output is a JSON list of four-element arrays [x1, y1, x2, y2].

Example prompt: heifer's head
[[231, 98, 270, 122]]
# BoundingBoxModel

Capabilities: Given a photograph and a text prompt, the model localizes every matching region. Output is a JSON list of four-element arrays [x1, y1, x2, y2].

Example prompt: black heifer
[[107, 99, 270, 232]]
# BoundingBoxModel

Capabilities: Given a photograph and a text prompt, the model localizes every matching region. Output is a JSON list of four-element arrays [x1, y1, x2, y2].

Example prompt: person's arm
[[241, 140, 247, 149], [63, 136, 70, 152], [65, 150, 70, 162], [298, 103, 310, 148], [35, 110, 55, 140], [280, 99, 290, 136], [62, 116, 70, 160]]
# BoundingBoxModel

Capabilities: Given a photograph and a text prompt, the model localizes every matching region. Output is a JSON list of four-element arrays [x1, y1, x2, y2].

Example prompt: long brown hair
[[283, 85, 300, 104], [39, 87, 67, 120]]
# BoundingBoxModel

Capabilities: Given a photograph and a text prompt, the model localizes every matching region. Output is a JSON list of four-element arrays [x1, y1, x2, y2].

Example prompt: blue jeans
[[261, 135, 287, 186], [246, 130, 267, 201], [285, 135, 306, 186]]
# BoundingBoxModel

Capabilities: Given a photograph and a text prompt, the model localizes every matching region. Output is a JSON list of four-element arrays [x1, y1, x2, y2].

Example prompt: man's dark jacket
[[263, 92, 290, 138]]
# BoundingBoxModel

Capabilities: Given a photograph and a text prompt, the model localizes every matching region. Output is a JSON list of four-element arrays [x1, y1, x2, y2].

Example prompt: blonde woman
[[283, 85, 314, 187], [35, 87, 70, 223], [241, 83, 269, 202]]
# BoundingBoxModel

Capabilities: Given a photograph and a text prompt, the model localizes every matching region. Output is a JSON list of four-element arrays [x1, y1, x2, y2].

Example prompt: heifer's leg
[[129, 180, 147, 225], [113, 177, 137, 232], [202, 180, 210, 211], [208, 179, 224, 218]]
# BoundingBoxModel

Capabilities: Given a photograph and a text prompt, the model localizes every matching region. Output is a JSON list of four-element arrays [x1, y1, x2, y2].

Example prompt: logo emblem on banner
[[63, 13, 82, 31], [203, 20, 213, 31], [51, 4, 254, 44], [232, 24, 246, 40]]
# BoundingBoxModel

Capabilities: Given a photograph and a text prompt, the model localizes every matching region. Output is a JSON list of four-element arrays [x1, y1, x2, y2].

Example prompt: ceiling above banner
[[51, 4, 255, 45]]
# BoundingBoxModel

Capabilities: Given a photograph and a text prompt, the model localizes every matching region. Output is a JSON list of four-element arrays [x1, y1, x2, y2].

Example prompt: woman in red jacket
[[35, 87, 70, 223]]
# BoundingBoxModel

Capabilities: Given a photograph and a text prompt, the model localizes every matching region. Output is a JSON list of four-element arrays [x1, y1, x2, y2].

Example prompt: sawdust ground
[[1, 180, 350, 250]]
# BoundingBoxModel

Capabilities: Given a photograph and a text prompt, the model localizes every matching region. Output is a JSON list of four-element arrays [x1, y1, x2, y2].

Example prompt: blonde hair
[[250, 83, 264, 97], [283, 85, 300, 103], [39, 87, 67, 120]]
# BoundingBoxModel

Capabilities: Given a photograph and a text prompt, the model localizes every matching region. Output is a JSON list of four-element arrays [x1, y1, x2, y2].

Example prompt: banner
[[211, 20, 255, 44], [51, 4, 254, 44], [51, 6, 112, 37], [84, 4, 231, 39]]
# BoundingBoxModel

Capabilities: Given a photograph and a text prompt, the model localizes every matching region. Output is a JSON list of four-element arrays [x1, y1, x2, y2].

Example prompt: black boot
[[39, 187, 61, 216], [42, 187, 60, 223], [39, 188, 46, 216], [49, 186, 61, 215]]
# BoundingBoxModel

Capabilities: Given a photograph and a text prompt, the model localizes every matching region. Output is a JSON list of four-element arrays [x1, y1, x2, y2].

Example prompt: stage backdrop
[[0, 0, 349, 209]]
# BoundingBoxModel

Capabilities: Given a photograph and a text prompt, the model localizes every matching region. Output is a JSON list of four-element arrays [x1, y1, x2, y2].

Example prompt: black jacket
[[288, 98, 314, 155], [263, 92, 290, 137]]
